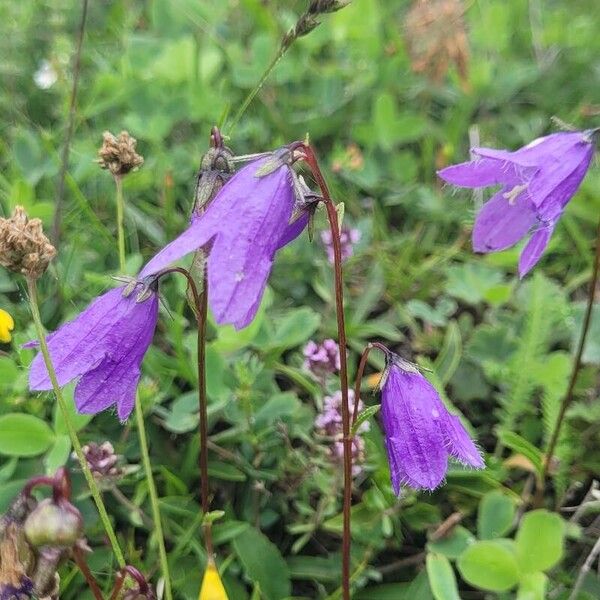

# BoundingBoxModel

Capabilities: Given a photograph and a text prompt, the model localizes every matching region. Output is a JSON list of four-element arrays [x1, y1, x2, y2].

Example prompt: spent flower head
[[77, 442, 122, 484], [139, 150, 309, 330], [438, 130, 596, 276], [0, 207, 56, 280], [27, 282, 159, 421], [97, 130, 144, 177], [379, 354, 483, 494]]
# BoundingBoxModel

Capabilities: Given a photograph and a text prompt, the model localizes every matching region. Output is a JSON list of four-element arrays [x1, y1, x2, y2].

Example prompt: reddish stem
[[73, 545, 104, 600], [352, 342, 389, 429], [301, 144, 352, 600]]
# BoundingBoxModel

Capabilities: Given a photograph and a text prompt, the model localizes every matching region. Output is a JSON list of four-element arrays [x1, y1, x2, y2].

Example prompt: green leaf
[[426, 553, 460, 600], [457, 540, 520, 592], [498, 431, 543, 475], [478, 491, 515, 539], [515, 510, 565, 573], [53, 387, 93, 434], [233, 527, 291, 600], [445, 263, 504, 305], [266, 307, 321, 351], [0, 413, 55, 457], [517, 572, 547, 600], [434, 320, 462, 385], [44, 435, 72, 474], [427, 526, 475, 559], [351, 404, 380, 436]]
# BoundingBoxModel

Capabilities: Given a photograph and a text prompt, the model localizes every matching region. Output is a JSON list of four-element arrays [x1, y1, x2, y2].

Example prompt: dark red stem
[[352, 342, 389, 429], [73, 545, 104, 600], [301, 144, 352, 600]]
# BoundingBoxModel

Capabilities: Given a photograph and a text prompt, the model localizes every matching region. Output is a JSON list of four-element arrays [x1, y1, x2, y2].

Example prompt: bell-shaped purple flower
[[438, 131, 595, 277], [139, 153, 308, 329], [27, 285, 158, 421], [381, 357, 483, 494]]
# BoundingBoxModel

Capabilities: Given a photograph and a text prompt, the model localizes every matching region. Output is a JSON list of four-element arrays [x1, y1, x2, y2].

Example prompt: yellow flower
[[0, 309, 14, 343], [199, 561, 228, 600]]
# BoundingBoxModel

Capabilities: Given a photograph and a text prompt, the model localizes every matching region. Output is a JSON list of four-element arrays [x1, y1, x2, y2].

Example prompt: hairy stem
[[113, 177, 172, 599], [26, 277, 125, 567], [541, 214, 600, 499], [52, 0, 89, 244], [302, 145, 352, 600]]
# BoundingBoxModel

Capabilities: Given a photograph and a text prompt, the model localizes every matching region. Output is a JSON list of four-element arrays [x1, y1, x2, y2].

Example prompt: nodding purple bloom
[[381, 357, 483, 494], [139, 153, 308, 330], [438, 131, 595, 277], [303, 339, 340, 380], [27, 284, 158, 421], [315, 389, 368, 476], [321, 226, 361, 264]]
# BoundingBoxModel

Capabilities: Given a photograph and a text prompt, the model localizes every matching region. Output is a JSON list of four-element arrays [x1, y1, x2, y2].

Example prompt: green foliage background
[[1, 0, 599, 598]]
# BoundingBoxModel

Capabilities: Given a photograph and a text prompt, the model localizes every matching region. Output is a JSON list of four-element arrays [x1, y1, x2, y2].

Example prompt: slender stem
[[133, 395, 173, 600], [569, 534, 600, 600], [52, 0, 89, 244], [72, 545, 104, 600], [352, 342, 389, 428], [112, 173, 172, 599], [115, 175, 126, 272], [163, 266, 213, 556], [227, 47, 287, 134], [541, 215, 600, 495], [26, 277, 125, 567], [302, 145, 352, 600]]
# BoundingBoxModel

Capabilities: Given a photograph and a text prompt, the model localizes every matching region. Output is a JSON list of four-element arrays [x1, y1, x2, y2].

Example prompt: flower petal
[[28, 288, 131, 390], [438, 157, 533, 188], [440, 413, 484, 468], [518, 224, 555, 278], [472, 188, 537, 253], [381, 366, 448, 493]]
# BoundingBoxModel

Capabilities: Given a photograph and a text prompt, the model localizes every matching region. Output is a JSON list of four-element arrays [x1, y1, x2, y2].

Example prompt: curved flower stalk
[[139, 151, 308, 329], [438, 131, 596, 276], [0, 308, 14, 343], [27, 283, 158, 422]]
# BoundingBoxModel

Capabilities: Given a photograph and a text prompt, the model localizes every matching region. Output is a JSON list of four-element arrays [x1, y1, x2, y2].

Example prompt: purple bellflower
[[139, 153, 308, 330], [438, 131, 595, 277], [380, 355, 483, 494], [27, 284, 158, 421]]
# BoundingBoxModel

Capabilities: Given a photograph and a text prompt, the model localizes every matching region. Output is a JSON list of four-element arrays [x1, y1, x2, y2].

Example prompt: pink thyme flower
[[27, 284, 158, 421], [303, 339, 340, 380], [380, 355, 483, 494], [139, 152, 308, 330], [320, 226, 361, 263], [315, 389, 369, 476], [438, 131, 595, 277]]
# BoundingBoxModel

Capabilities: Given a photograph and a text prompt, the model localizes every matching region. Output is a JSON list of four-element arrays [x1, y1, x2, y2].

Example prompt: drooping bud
[[23, 499, 83, 549], [97, 130, 144, 177], [0, 207, 56, 279]]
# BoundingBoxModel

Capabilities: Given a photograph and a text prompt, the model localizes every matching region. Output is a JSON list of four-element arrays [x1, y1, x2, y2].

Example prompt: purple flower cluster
[[320, 226, 360, 263], [315, 389, 368, 476], [438, 131, 595, 277], [27, 152, 309, 420], [380, 356, 483, 493], [303, 339, 340, 380]]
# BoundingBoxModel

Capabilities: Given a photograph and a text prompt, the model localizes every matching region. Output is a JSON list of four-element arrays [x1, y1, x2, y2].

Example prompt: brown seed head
[[97, 130, 144, 176], [404, 0, 469, 85], [0, 207, 56, 280]]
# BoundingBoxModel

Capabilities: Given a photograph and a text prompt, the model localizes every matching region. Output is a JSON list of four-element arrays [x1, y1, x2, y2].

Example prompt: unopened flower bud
[[0, 207, 56, 280], [97, 130, 144, 177], [23, 499, 82, 548]]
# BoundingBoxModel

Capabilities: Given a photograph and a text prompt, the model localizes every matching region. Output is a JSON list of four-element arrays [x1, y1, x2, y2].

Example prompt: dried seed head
[[0, 207, 56, 280], [404, 0, 469, 85], [78, 441, 122, 484], [97, 130, 144, 176]]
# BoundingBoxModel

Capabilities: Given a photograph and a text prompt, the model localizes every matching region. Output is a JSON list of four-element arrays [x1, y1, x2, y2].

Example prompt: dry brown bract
[[404, 0, 469, 85], [0, 207, 56, 280], [97, 130, 144, 176]]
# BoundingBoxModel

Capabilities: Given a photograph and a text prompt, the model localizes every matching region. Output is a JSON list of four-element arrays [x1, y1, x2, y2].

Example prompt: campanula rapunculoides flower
[[27, 284, 158, 421], [303, 338, 340, 380], [0, 308, 14, 343], [139, 153, 308, 330], [381, 356, 483, 493], [438, 131, 595, 277]]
